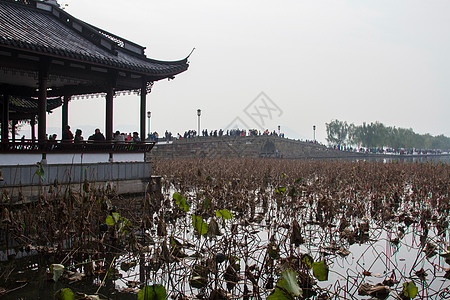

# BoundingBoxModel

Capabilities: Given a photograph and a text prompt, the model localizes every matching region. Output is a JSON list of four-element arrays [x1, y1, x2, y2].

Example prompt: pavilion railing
[[0, 140, 155, 153]]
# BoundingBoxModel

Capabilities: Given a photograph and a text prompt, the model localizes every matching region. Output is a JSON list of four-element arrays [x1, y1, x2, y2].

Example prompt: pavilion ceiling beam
[[49, 85, 108, 97], [1, 48, 177, 96], [0, 52, 40, 72], [4, 113, 35, 121], [0, 71, 162, 98], [1, 46, 174, 81], [51, 64, 110, 83], [0, 84, 36, 97]]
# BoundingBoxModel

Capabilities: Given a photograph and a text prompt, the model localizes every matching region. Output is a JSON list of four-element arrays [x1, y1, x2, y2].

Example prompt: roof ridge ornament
[[42, 0, 59, 7], [187, 48, 196, 58]]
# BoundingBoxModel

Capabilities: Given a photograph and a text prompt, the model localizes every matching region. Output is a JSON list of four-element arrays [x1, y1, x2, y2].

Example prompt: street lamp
[[197, 109, 201, 137], [313, 125, 316, 142], [147, 111, 151, 140]]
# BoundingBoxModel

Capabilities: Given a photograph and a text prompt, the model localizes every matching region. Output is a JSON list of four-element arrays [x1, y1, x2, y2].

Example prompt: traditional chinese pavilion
[[0, 0, 189, 192], [0, 0, 188, 145]]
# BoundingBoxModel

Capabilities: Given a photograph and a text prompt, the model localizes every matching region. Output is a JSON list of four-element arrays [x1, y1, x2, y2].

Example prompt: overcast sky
[[38, 0, 450, 143]]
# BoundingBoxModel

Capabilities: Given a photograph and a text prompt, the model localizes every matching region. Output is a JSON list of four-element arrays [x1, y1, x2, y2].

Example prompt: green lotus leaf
[[192, 215, 208, 235], [137, 285, 167, 300], [216, 209, 233, 220], [276, 186, 286, 194], [267, 288, 291, 300], [312, 260, 329, 281], [54, 288, 74, 300], [277, 269, 302, 297], [268, 269, 302, 299], [173, 192, 190, 212], [403, 281, 418, 299]]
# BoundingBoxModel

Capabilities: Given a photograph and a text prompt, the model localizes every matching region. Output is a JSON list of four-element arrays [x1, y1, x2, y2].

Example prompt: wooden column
[[31, 117, 36, 142], [105, 72, 117, 142], [105, 89, 114, 141], [38, 61, 49, 142], [62, 95, 69, 136], [140, 81, 147, 141], [11, 120, 16, 142], [2, 94, 9, 143]]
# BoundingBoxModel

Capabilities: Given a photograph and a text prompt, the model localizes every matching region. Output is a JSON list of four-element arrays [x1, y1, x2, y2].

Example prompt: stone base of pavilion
[[1, 178, 152, 204], [0, 141, 157, 202]]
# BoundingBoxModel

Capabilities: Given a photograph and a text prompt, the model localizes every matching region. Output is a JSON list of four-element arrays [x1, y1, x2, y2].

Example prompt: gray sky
[[39, 0, 450, 143]]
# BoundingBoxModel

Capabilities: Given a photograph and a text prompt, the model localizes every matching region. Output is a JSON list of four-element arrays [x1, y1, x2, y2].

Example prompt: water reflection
[[1, 159, 449, 299]]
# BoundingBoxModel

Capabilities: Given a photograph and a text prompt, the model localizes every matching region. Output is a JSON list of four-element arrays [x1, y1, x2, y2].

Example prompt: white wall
[[0, 153, 144, 166], [0, 154, 42, 166]]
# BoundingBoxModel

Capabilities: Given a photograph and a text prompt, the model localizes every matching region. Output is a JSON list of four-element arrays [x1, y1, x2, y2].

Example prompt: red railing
[[0, 140, 155, 153]]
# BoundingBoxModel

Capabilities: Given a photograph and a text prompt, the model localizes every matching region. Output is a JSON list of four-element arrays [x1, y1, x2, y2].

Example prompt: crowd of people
[[44, 126, 143, 143], [154, 128, 285, 142], [196, 128, 284, 139], [330, 144, 445, 155]]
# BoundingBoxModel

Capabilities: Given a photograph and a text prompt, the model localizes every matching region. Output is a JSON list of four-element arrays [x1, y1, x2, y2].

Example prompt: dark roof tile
[[2, 96, 63, 115]]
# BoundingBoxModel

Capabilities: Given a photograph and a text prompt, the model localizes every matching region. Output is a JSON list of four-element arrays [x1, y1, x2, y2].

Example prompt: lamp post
[[147, 111, 151, 140], [313, 125, 316, 142], [197, 109, 201, 137]]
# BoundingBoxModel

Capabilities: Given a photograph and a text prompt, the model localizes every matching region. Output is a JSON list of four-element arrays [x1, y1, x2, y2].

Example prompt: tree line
[[325, 120, 450, 150]]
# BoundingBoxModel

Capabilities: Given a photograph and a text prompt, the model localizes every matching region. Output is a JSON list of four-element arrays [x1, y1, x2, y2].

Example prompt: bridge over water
[[148, 135, 450, 163]]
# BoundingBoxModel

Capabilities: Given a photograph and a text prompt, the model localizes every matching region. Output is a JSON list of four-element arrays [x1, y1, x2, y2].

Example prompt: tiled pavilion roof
[[0, 0, 189, 97], [0, 95, 62, 122], [0, 0, 190, 142], [0, 0, 189, 76], [7, 96, 62, 113]]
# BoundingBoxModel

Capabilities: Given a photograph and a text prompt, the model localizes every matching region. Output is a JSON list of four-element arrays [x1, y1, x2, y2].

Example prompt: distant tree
[[396, 127, 415, 149], [347, 123, 359, 147], [373, 122, 388, 148], [431, 134, 450, 149], [357, 122, 375, 148], [326, 120, 349, 146], [326, 119, 450, 150]]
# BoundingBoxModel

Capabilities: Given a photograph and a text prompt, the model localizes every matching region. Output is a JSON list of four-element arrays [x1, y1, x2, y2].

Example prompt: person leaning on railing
[[114, 131, 125, 143], [74, 129, 83, 143], [88, 129, 106, 141], [132, 132, 141, 142], [62, 125, 74, 142]]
